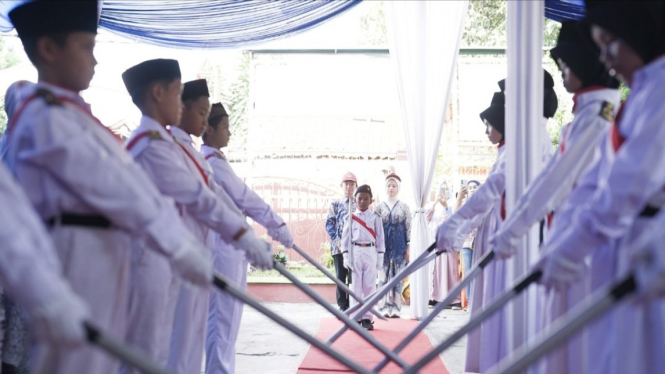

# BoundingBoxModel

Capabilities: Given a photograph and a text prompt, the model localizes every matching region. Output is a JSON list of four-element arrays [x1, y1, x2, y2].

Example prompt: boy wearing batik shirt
[[341, 184, 385, 330], [326, 172, 357, 311]]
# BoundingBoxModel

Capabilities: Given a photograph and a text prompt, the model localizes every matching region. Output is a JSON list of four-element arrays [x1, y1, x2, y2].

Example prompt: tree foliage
[[462, 0, 560, 48], [220, 53, 251, 153], [360, 1, 387, 46]]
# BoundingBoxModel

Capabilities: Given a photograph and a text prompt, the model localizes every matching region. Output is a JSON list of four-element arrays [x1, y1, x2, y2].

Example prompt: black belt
[[352, 242, 375, 247], [46, 213, 112, 229], [639, 205, 660, 218]]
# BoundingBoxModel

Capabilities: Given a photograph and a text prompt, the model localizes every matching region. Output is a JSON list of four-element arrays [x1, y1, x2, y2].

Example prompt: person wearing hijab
[[375, 173, 412, 318], [427, 181, 460, 308], [532, 2, 665, 374], [436, 80, 556, 371], [490, 20, 621, 374], [435, 91, 508, 372]]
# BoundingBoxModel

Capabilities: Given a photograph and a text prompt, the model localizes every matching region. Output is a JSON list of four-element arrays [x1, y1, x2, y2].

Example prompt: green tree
[[462, 0, 560, 48], [220, 53, 251, 153], [360, 1, 387, 46]]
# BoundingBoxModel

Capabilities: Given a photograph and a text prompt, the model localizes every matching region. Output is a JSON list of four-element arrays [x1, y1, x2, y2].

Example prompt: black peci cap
[[122, 59, 181, 99], [182, 79, 210, 102], [10, 1, 99, 41], [355, 184, 373, 198]]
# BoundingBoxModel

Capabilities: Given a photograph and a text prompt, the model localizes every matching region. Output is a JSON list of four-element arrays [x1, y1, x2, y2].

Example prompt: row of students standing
[[327, 172, 412, 327], [0, 1, 295, 374], [434, 1, 665, 373]]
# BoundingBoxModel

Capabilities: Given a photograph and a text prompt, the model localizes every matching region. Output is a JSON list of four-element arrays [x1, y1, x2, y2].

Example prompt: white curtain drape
[[385, 0, 468, 320], [505, 1, 544, 365]]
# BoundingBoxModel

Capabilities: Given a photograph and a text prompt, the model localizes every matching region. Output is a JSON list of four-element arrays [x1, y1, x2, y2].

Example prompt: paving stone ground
[[215, 303, 471, 374]]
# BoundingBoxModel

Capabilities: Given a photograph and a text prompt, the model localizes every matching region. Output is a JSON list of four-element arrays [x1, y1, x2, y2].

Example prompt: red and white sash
[[352, 214, 376, 240]]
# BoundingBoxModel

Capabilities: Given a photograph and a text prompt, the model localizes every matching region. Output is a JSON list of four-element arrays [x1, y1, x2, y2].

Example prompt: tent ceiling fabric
[[0, 1, 582, 49], [544, 0, 585, 22], [0, 0, 360, 49]]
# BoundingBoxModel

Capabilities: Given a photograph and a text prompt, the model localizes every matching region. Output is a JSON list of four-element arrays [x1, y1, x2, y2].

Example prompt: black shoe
[[428, 299, 438, 306], [361, 319, 374, 330], [339, 305, 349, 312]]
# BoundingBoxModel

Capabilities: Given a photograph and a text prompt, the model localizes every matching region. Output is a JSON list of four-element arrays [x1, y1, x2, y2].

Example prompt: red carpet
[[297, 318, 450, 374]]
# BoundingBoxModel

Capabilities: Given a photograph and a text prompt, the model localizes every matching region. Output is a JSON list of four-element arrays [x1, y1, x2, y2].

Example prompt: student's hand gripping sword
[[402, 268, 543, 374], [485, 274, 637, 374], [372, 249, 496, 372], [291, 244, 385, 320], [84, 323, 177, 374], [326, 243, 441, 344], [272, 262, 407, 368], [212, 271, 372, 374]]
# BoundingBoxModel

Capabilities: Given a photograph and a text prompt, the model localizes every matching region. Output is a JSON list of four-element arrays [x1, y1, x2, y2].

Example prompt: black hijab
[[550, 21, 620, 89]]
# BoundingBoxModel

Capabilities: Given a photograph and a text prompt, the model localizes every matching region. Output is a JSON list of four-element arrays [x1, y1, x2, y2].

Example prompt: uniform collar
[[200, 144, 215, 156], [201, 144, 226, 159], [169, 125, 192, 144], [632, 54, 665, 92], [33, 81, 87, 106], [138, 115, 174, 143], [572, 86, 620, 114]]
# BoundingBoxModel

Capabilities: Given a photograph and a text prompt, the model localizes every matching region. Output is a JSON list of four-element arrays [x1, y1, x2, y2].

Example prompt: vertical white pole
[[505, 1, 544, 371]]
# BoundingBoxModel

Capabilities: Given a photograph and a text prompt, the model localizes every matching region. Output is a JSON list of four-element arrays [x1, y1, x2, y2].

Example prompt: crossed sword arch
[[81, 221, 638, 374]]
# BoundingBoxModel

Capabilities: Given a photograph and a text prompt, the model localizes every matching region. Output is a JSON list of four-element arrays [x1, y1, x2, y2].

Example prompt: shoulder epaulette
[[126, 130, 166, 152], [599, 101, 615, 122], [35, 88, 63, 107], [145, 130, 164, 141]]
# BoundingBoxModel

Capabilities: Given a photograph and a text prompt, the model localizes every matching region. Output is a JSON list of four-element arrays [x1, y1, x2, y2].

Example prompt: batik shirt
[[325, 197, 356, 255], [375, 201, 412, 262]]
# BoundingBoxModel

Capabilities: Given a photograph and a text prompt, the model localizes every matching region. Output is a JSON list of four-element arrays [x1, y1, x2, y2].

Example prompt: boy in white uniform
[[342, 184, 385, 330], [121, 61, 272, 374], [4, 3, 212, 373]]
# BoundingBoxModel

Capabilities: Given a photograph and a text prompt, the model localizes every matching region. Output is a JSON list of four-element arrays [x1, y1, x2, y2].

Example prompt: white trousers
[[205, 240, 248, 374], [349, 245, 377, 322], [32, 226, 130, 374], [121, 240, 180, 374], [166, 280, 210, 374]]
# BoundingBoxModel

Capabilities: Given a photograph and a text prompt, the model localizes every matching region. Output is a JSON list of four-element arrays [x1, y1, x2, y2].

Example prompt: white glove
[[377, 252, 384, 270], [268, 224, 294, 248], [31, 286, 90, 347], [171, 238, 213, 287], [533, 250, 587, 291], [631, 237, 665, 301], [236, 230, 274, 270], [378, 267, 387, 283], [436, 214, 465, 253], [490, 229, 521, 260], [343, 252, 353, 271]]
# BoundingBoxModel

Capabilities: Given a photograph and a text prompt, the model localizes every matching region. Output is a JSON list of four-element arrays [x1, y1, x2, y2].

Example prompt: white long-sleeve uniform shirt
[[341, 209, 385, 254], [542, 56, 665, 264], [440, 119, 553, 250], [125, 116, 248, 243], [539, 55, 665, 374], [497, 88, 621, 244], [1, 82, 196, 258], [200, 145, 283, 229], [0, 162, 71, 315]]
